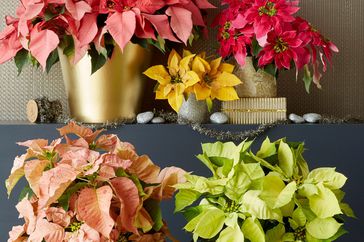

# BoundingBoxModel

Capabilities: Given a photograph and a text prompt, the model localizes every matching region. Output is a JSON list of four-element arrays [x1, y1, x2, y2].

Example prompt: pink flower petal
[[166, 6, 193, 45], [143, 14, 180, 42], [65, 0, 92, 21]]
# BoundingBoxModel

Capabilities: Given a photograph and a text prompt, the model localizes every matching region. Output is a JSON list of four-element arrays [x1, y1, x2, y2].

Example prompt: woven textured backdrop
[[0, 0, 363, 121]]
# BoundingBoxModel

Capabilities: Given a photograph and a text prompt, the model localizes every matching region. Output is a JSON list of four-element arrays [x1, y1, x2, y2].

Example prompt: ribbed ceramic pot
[[178, 94, 209, 124], [234, 57, 277, 98], [59, 44, 150, 123]]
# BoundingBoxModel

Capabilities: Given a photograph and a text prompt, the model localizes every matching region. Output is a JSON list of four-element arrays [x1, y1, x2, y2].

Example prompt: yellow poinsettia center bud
[[223, 200, 240, 213], [68, 221, 83, 232], [171, 75, 182, 84], [259, 2, 277, 17], [224, 21, 232, 30], [221, 31, 230, 40], [294, 227, 306, 240], [203, 75, 213, 86], [274, 38, 289, 53]]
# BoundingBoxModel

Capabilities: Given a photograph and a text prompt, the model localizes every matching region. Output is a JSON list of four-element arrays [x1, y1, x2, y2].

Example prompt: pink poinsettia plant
[[0, 0, 215, 74], [214, 0, 339, 92], [6, 122, 185, 242]]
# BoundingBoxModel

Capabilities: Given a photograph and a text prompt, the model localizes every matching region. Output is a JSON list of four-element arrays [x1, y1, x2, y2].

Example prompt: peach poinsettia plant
[[143, 49, 242, 112], [6, 122, 185, 242], [0, 0, 215, 74]]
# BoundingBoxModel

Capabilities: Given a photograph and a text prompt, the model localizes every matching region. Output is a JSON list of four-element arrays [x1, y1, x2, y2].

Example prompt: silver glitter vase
[[178, 94, 209, 124]]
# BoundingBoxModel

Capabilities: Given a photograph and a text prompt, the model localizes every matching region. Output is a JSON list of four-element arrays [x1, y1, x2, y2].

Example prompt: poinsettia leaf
[[265, 224, 285, 242], [18, 185, 35, 202], [166, 6, 193, 45], [257, 137, 277, 158], [241, 217, 265, 242], [193, 208, 225, 239], [303, 65, 313, 94], [106, 11, 136, 51], [264, 64, 277, 77], [88, 44, 107, 75], [46, 49, 59, 74], [308, 183, 342, 218], [307, 167, 347, 190], [306, 217, 342, 240], [14, 49, 29, 76], [182, 205, 207, 222], [340, 202, 356, 218], [144, 199, 163, 231], [292, 207, 307, 227], [175, 189, 201, 212], [217, 223, 244, 242], [278, 141, 294, 178], [225, 166, 251, 201], [77, 186, 114, 237], [58, 182, 88, 211], [6, 155, 26, 197]]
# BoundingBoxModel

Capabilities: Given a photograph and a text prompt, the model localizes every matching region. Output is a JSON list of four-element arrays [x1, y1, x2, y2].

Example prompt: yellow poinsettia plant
[[143, 49, 242, 112]]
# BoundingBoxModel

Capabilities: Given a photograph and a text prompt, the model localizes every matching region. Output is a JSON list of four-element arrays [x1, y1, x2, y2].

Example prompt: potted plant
[[143, 49, 242, 123], [174, 138, 355, 241], [6, 122, 185, 241], [214, 0, 339, 97], [0, 0, 215, 123]]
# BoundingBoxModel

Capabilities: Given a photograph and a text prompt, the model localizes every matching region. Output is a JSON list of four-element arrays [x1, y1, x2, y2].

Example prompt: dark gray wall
[[0, 124, 363, 241]]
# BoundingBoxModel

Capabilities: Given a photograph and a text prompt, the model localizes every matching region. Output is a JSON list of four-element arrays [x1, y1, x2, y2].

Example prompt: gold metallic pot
[[59, 44, 150, 123]]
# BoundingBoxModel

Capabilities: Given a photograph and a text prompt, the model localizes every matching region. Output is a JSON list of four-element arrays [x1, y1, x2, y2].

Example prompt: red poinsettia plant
[[0, 0, 215, 74], [6, 122, 185, 242], [214, 0, 339, 91]]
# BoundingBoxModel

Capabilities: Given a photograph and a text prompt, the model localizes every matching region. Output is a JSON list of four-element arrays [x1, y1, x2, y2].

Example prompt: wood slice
[[27, 100, 38, 123]]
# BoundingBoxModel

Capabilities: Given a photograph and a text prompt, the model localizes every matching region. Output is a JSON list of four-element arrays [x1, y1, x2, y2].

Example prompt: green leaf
[[306, 217, 342, 240], [175, 189, 201, 212], [182, 205, 207, 221], [303, 65, 313, 94], [144, 199, 163, 231], [58, 182, 88, 210], [241, 217, 265, 242], [196, 153, 217, 177], [18, 185, 35, 202], [340, 202, 356, 218], [46, 49, 59, 73], [44, 6, 65, 21], [265, 224, 285, 242], [257, 137, 277, 158], [293, 143, 309, 178], [252, 38, 262, 56], [264, 64, 277, 77], [14, 49, 29, 75], [193, 208, 226, 239], [61, 35, 75, 57], [278, 141, 294, 177], [308, 183, 342, 218], [88, 44, 107, 74], [206, 98, 213, 113], [249, 151, 283, 175], [307, 168, 347, 190], [217, 223, 244, 242]]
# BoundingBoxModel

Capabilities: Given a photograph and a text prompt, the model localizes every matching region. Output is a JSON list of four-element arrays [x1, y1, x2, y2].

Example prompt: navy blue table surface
[[0, 124, 363, 241]]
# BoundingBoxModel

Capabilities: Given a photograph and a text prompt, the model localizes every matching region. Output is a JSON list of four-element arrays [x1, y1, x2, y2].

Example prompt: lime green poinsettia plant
[[174, 138, 355, 242]]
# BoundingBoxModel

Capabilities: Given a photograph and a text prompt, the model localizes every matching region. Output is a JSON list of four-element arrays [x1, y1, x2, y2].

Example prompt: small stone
[[289, 113, 305, 124], [210, 112, 228, 124], [137, 111, 154, 124], [151, 117, 165, 124], [303, 113, 322, 123]]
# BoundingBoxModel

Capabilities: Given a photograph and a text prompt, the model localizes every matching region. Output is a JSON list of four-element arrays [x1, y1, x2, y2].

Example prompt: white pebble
[[303, 113, 322, 123], [210, 112, 228, 124], [289, 113, 305, 124], [151, 117, 165, 124], [137, 111, 154, 124]]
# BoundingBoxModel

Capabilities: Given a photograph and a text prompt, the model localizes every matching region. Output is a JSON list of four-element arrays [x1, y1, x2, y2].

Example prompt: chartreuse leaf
[[278, 141, 294, 177], [174, 175, 227, 195], [274, 181, 297, 209], [197, 153, 217, 176], [292, 207, 307, 227], [217, 222, 244, 242], [174, 189, 201, 212], [249, 151, 283, 174], [308, 183, 342, 218], [306, 217, 342, 239], [225, 166, 251, 201], [241, 217, 265, 242], [201, 141, 241, 165], [306, 167, 347, 190], [241, 163, 265, 180], [293, 143, 309, 178], [241, 190, 282, 221], [193, 208, 226, 239], [265, 224, 285, 242], [182, 205, 207, 221], [298, 183, 319, 197], [340, 202, 356, 218], [257, 137, 277, 158], [260, 174, 286, 208]]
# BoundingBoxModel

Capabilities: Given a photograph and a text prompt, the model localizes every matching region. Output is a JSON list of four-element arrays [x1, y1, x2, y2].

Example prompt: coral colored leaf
[[151, 167, 186, 201], [106, 11, 136, 50], [65, 0, 91, 20], [6, 154, 26, 197], [28, 219, 65, 242], [38, 164, 78, 208], [111, 177, 140, 234], [127, 155, 160, 183], [166, 6, 193, 45], [58, 121, 103, 143], [16, 198, 36, 235], [29, 26, 59, 71], [24, 159, 50, 196], [77, 186, 114, 238]]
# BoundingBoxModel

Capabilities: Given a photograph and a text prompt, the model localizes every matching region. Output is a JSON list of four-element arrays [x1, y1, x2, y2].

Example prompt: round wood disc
[[27, 100, 38, 123]]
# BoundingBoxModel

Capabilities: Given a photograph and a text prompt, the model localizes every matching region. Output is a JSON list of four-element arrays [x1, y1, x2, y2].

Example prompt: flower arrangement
[[174, 138, 355, 241], [0, 0, 215, 74], [6, 122, 185, 241], [214, 0, 339, 91], [143, 49, 242, 112]]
